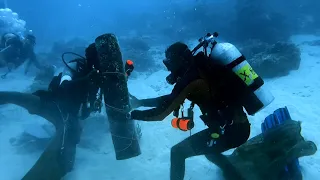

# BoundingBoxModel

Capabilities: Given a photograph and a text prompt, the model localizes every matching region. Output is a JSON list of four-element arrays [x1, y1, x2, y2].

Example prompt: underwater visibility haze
[[0, 0, 320, 180]]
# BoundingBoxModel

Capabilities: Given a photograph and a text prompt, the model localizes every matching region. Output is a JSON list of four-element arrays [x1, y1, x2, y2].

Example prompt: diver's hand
[[126, 110, 139, 120], [129, 94, 142, 109], [126, 111, 133, 120]]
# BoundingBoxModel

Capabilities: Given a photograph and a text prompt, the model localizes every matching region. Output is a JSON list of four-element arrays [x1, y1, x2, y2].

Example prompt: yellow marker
[[211, 133, 220, 139], [235, 64, 259, 85]]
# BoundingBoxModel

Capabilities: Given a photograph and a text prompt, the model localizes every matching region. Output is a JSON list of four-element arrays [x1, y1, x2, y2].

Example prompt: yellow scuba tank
[[191, 33, 274, 115]]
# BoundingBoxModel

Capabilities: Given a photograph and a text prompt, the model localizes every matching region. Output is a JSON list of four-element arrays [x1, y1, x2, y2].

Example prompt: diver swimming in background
[[0, 42, 135, 179], [129, 33, 274, 180], [0, 32, 52, 78]]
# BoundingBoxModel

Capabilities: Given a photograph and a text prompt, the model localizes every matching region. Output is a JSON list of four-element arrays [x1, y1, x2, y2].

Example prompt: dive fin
[[261, 107, 301, 180]]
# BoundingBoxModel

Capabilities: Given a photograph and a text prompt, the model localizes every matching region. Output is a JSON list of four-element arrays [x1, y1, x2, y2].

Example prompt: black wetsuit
[[131, 52, 251, 180]]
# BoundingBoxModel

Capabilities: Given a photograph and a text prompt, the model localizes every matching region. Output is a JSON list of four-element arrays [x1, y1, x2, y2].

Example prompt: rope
[[98, 70, 132, 114], [101, 71, 127, 76], [52, 101, 69, 152], [95, 70, 139, 153], [109, 128, 138, 153]]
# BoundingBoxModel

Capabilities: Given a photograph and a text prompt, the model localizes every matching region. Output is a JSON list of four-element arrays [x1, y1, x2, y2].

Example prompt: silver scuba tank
[[209, 42, 274, 115]]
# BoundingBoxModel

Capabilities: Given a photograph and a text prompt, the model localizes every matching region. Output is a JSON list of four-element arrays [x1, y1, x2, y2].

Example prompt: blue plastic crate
[[261, 107, 301, 179]]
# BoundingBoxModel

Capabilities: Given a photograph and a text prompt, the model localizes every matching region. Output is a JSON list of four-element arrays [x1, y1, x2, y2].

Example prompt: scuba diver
[[0, 42, 135, 179], [129, 33, 274, 180], [0, 32, 49, 78]]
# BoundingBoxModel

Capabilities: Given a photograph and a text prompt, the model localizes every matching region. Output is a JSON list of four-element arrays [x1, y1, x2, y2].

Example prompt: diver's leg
[[204, 122, 250, 180], [204, 153, 244, 180], [0, 91, 80, 178], [170, 121, 250, 180], [0, 91, 59, 126], [170, 128, 228, 180]]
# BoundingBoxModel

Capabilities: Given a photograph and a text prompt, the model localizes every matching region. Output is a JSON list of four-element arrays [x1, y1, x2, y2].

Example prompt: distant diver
[[129, 33, 274, 180], [0, 32, 52, 78]]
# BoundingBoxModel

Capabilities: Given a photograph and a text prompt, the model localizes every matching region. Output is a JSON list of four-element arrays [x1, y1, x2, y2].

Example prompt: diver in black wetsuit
[[0, 33, 48, 76], [129, 42, 252, 180], [0, 43, 101, 178], [0, 42, 136, 179]]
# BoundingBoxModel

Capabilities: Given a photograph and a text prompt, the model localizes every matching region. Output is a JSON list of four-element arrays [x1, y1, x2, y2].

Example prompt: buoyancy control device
[[191, 33, 274, 115]]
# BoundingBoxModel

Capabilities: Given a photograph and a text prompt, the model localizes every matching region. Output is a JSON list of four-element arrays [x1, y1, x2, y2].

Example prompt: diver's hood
[[163, 58, 177, 72]]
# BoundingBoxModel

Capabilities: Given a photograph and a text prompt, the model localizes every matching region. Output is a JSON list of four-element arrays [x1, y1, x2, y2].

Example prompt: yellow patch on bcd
[[235, 63, 259, 85]]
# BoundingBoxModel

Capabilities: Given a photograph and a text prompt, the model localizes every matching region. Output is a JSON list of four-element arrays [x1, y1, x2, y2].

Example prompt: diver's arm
[[129, 93, 170, 109], [139, 95, 171, 107], [130, 92, 181, 121], [131, 78, 204, 121], [0, 44, 13, 54]]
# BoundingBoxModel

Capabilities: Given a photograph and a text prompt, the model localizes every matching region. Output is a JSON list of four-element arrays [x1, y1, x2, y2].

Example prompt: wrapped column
[[95, 33, 141, 160]]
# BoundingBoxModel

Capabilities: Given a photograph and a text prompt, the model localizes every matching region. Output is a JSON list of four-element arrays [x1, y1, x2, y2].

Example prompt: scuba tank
[[191, 33, 274, 115]]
